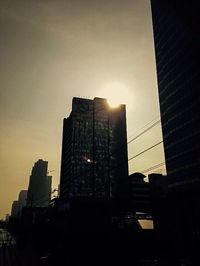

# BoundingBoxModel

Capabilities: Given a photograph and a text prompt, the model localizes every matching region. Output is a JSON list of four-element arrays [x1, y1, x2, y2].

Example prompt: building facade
[[11, 201, 19, 219], [60, 97, 128, 199], [151, 1, 200, 258], [17, 190, 28, 218], [129, 172, 150, 210], [27, 159, 52, 207], [18, 190, 27, 209], [151, 1, 200, 190]]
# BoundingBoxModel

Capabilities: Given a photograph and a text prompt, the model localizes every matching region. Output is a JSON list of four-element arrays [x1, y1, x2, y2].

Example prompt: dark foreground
[[0, 227, 196, 266]]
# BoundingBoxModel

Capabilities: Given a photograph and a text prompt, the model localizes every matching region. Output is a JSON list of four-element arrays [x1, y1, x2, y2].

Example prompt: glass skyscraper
[[151, 1, 200, 190], [151, 1, 200, 258], [60, 97, 128, 200]]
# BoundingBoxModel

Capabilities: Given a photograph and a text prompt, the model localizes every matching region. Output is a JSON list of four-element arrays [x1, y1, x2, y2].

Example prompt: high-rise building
[[60, 97, 128, 199], [27, 159, 52, 207], [151, 1, 200, 258], [151, 1, 200, 190]]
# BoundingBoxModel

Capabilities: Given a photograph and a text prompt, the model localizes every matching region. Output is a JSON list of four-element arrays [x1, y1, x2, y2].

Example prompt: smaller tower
[[27, 159, 52, 207]]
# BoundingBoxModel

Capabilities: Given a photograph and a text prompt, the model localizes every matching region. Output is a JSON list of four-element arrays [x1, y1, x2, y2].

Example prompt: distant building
[[129, 172, 150, 210], [18, 190, 27, 208], [11, 201, 19, 219], [27, 159, 52, 207], [18, 190, 27, 217], [128, 172, 155, 230], [5, 214, 10, 222], [60, 97, 128, 199]]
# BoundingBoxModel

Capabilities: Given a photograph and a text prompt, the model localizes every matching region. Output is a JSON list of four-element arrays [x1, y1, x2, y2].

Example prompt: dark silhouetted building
[[15, 190, 28, 218], [18, 190, 27, 210], [5, 214, 10, 222], [148, 174, 167, 233], [151, 0, 200, 190], [151, 1, 200, 259], [60, 97, 128, 199], [129, 172, 150, 210], [27, 159, 52, 207], [11, 201, 19, 219], [10, 190, 28, 219], [148, 173, 167, 197]]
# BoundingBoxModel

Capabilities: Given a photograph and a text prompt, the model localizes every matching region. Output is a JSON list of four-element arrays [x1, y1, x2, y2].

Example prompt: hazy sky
[[0, 0, 165, 219]]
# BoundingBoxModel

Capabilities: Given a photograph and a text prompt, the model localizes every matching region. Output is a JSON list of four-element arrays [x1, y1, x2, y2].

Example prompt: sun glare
[[108, 99, 121, 108], [98, 82, 133, 110]]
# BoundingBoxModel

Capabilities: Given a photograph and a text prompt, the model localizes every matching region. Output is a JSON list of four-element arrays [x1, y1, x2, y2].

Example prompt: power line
[[128, 140, 163, 162], [103, 119, 161, 163], [127, 116, 160, 140], [127, 120, 161, 145], [88, 118, 161, 165], [80, 141, 164, 189], [88, 140, 164, 196]]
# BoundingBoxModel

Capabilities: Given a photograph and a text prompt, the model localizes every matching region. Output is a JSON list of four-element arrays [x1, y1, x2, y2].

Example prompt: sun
[[98, 82, 133, 110], [107, 98, 121, 108]]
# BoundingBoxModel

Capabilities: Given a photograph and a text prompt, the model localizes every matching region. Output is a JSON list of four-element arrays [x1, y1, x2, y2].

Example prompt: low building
[[129, 172, 150, 210]]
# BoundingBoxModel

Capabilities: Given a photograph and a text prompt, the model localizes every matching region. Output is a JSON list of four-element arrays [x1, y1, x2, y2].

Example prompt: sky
[[0, 0, 165, 219]]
